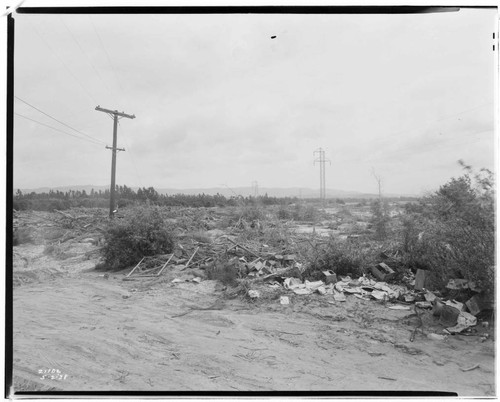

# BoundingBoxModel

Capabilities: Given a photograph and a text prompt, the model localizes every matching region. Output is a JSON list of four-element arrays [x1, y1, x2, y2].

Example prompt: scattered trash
[[280, 296, 290, 305], [293, 288, 313, 295], [305, 280, 324, 291], [466, 295, 484, 316], [192, 277, 202, 283], [427, 333, 447, 341], [446, 311, 477, 334], [388, 305, 411, 310], [316, 286, 327, 295], [433, 299, 460, 327], [284, 277, 302, 290], [248, 290, 260, 299], [371, 290, 387, 301], [370, 262, 395, 282], [333, 290, 346, 302], [444, 300, 465, 312], [459, 363, 480, 372], [446, 278, 469, 290], [404, 294, 416, 302], [424, 291, 437, 302], [171, 278, 183, 283], [415, 301, 432, 309], [322, 270, 337, 285]]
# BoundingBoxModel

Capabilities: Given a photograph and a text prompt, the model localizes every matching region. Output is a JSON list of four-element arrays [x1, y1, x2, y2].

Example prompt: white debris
[[248, 290, 260, 299]]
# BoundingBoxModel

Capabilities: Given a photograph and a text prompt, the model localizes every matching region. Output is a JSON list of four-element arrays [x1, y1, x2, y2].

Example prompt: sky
[[11, 6, 497, 195]]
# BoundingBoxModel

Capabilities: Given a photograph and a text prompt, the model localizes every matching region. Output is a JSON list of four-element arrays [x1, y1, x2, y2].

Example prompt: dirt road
[[11, 242, 495, 395]]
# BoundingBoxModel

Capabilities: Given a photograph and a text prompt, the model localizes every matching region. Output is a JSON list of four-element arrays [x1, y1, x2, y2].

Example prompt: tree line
[[13, 185, 300, 211]]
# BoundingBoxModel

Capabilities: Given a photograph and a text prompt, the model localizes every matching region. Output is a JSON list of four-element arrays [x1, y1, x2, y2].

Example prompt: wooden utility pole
[[95, 106, 135, 218]]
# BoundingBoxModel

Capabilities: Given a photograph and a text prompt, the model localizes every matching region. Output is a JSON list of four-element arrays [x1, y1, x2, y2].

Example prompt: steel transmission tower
[[252, 181, 259, 197], [313, 148, 331, 203]]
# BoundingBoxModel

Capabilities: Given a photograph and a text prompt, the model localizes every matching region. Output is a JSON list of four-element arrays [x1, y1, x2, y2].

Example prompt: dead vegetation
[[10, 166, 495, 394]]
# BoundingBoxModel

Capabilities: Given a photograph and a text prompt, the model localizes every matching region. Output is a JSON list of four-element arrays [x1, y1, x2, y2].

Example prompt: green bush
[[98, 206, 176, 271], [205, 256, 240, 286], [399, 162, 495, 296], [293, 204, 318, 221], [277, 205, 293, 220], [302, 238, 372, 280], [370, 199, 390, 240], [239, 206, 265, 222]]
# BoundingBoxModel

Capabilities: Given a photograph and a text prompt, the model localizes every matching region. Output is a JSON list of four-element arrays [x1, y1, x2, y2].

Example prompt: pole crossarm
[[105, 146, 126, 152], [95, 105, 136, 119]]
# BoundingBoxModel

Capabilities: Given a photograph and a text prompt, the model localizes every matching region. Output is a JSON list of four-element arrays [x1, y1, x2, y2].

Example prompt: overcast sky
[[12, 7, 496, 195]]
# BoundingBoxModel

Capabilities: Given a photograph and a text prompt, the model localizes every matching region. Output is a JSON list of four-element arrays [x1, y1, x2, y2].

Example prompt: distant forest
[[13, 185, 300, 211], [13, 185, 419, 211]]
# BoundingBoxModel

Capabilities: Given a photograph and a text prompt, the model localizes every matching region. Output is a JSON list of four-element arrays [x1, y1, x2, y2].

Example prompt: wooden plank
[[126, 257, 145, 278], [156, 253, 175, 276], [184, 247, 199, 269], [54, 209, 75, 219], [226, 237, 259, 258]]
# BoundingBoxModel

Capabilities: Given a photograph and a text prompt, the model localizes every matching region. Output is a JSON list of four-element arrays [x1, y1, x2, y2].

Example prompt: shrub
[[98, 206, 176, 271], [239, 206, 265, 222], [205, 256, 240, 286], [302, 238, 374, 280], [399, 162, 495, 296], [370, 199, 390, 240], [277, 205, 293, 220], [292, 204, 319, 222]]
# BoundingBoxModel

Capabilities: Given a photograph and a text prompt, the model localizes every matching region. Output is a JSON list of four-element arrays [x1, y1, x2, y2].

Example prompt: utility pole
[[252, 181, 259, 197], [313, 148, 331, 205], [95, 105, 136, 218]]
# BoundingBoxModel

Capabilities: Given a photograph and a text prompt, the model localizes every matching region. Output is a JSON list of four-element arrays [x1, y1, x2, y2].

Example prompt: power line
[[379, 102, 494, 143], [25, 16, 99, 105], [58, 16, 116, 104], [15, 112, 104, 146], [118, 119, 145, 189], [15, 96, 107, 145], [89, 16, 123, 93]]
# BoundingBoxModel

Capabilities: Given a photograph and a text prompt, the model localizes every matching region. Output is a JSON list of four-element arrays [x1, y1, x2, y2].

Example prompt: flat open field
[[10, 207, 495, 396]]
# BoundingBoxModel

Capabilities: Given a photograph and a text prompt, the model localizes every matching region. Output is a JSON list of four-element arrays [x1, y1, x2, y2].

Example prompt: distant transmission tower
[[252, 181, 259, 197], [313, 148, 331, 203]]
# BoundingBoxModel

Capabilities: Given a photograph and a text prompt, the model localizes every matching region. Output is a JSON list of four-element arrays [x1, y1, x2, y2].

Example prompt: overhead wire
[[118, 119, 146, 190], [367, 102, 494, 145], [24, 16, 99, 105], [58, 16, 117, 105], [88, 15, 124, 93], [15, 96, 107, 145], [15, 112, 105, 146]]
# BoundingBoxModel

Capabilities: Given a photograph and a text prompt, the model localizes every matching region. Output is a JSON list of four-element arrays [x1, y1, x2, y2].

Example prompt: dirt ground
[[11, 237, 496, 397]]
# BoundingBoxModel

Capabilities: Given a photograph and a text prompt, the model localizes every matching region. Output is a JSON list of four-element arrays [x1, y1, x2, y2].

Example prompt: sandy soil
[[11, 241, 495, 396]]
